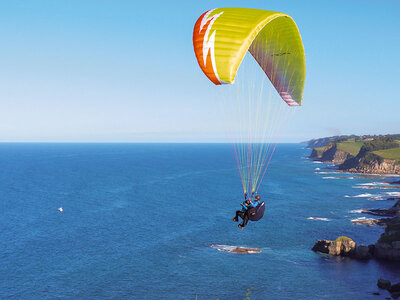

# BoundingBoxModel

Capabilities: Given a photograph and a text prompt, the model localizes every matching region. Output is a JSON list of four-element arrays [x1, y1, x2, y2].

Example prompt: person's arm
[[241, 201, 251, 210], [248, 201, 257, 208]]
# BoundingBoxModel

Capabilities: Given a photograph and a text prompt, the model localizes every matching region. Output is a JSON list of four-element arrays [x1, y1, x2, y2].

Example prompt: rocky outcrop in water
[[312, 236, 356, 256], [377, 278, 391, 290], [362, 199, 400, 217], [314, 198, 400, 260], [374, 217, 400, 261], [312, 237, 375, 259], [377, 279, 400, 299], [210, 244, 261, 254]]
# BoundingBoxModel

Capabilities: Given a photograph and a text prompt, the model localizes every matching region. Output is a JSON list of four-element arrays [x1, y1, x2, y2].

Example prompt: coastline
[[309, 149, 400, 297]]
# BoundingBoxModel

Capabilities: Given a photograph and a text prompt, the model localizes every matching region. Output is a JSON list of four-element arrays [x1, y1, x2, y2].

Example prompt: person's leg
[[239, 212, 249, 229], [242, 213, 249, 226], [233, 210, 245, 221]]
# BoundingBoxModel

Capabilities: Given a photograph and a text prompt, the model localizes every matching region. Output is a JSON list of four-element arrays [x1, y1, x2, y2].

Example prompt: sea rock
[[393, 241, 400, 249], [389, 283, 400, 293], [352, 218, 378, 226], [312, 240, 331, 254], [368, 244, 376, 256], [355, 244, 371, 259], [312, 236, 356, 256], [210, 244, 261, 254], [374, 244, 400, 261], [363, 200, 400, 218], [391, 292, 400, 299], [229, 247, 261, 254], [374, 221, 400, 260], [377, 278, 391, 290]]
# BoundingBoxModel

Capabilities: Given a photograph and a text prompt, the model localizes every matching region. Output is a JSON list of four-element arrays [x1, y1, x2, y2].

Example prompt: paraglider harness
[[243, 193, 266, 222]]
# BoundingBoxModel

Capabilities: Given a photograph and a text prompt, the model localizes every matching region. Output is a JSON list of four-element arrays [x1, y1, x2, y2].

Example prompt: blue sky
[[0, 0, 399, 142]]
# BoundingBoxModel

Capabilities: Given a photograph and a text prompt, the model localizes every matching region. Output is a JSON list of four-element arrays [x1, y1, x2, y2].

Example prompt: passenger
[[232, 195, 262, 229], [232, 199, 255, 229]]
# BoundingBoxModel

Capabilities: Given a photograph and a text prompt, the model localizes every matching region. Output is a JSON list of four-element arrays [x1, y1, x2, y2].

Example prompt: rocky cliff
[[309, 143, 353, 164], [374, 216, 400, 261], [309, 136, 400, 175], [339, 157, 400, 175], [313, 200, 400, 261]]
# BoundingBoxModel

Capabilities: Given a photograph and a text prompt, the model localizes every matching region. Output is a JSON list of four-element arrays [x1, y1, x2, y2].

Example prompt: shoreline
[[312, 159, 400, 177]]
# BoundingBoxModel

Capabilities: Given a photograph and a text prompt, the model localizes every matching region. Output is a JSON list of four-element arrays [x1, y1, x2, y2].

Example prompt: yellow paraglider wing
[[193, 7, 305, 105]]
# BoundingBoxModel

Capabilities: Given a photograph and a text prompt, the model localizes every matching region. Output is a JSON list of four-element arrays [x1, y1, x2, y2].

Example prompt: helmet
[[255, 195, 261, 200]]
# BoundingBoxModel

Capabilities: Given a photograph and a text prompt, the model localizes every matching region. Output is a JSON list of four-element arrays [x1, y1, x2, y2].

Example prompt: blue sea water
[[0, 143, 399, 299]]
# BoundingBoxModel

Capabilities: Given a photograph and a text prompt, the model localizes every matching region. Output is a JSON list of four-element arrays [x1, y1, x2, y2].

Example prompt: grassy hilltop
[[308, 135, 400, 174]]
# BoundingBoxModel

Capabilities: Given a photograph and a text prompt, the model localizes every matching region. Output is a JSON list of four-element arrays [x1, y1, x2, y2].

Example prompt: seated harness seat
[[248, 201, 265, 221]]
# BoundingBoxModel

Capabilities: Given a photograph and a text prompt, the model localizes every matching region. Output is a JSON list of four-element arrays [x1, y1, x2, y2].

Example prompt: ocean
[[1, 143, 399, 299]]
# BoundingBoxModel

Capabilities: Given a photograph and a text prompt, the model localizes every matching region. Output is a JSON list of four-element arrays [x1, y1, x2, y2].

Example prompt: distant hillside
[[306, 134, 400, 149], [308, 135, 400, 175]]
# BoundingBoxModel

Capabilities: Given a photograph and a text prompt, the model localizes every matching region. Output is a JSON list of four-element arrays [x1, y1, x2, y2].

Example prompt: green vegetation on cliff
[[359, 137, 399, 154], [308, 135, 400, 174], [335, 236, 353, 242], [336, 139, 364, 156], [373, 142, 400, 162]]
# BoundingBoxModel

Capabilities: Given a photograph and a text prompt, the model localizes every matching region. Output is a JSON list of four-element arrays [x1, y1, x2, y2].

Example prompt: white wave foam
[[357, 182, 386, 186], [368, 196, 385, 201], [351, 217, 375, 222], [210, 244, 235, 252], [349, 209, 365, 213], [210, 244, 260, 254], [313, 161, 323, 164], [315, 168, 320, 171], [307, 217, 331, 221], [345, 193, 373, 198], [352, 185, 376, 189], [323, 177, 340, 179], [386, 192, 400, 196]]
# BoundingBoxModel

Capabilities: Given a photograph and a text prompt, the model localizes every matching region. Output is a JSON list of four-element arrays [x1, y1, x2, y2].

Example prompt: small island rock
[[377, 278, 391, 290], [389, 283, 400, 293], [312, 236, 356, 256]]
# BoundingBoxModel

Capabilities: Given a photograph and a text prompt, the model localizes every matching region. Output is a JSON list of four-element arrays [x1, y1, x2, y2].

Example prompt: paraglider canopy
[[193, 7, 305, 106], [193, 7, 306, 197]]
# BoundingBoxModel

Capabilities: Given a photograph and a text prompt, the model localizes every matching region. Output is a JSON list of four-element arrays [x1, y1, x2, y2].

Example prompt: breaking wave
[[349, 209, 365, 213], [386, 192, 400, 196], [357, 182, 386, 186], [307, 217, 331, 221], [345, 193, 373, 198]]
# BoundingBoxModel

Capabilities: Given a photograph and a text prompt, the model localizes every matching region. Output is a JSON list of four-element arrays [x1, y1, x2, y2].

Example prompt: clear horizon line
[[0, 141, 305, 144]]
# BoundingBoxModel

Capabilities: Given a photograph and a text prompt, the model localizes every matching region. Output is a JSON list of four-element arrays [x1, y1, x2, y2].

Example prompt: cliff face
[[312, 201, 400, 261], [309, 138, 400, 175], [344, 159, 400, 174], [339, 155, 400, 175], [309, 143, 353, 164], [374, 215, 400, 261]]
